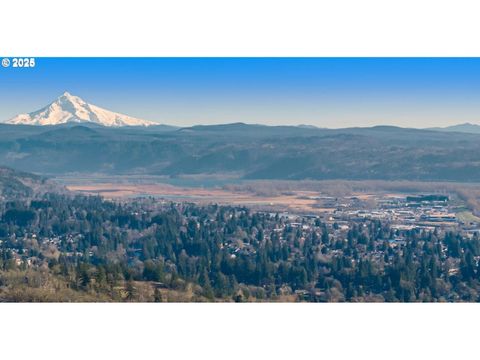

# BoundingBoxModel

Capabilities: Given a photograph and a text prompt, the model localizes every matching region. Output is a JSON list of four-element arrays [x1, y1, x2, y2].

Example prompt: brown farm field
[[63, 177, 480, 215], [66, 182, 331, 213]]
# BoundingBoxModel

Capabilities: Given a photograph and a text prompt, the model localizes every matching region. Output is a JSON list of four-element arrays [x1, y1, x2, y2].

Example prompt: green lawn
[[456, 210, 480, 224]]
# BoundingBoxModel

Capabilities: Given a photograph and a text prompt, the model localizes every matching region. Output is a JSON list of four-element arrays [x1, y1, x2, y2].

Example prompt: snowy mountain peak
[[4, 92, 157, 127], [60, 91, 80, 101]]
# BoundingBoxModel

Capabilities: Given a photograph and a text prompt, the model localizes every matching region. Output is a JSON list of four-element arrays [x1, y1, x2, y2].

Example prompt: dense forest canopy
[[1, 191, 479, 302]]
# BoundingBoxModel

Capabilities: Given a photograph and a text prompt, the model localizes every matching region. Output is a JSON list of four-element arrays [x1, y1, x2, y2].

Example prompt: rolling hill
[[1, 122, 480, 182], [0, 166, 61, 200], [428, 122, 480, 134]]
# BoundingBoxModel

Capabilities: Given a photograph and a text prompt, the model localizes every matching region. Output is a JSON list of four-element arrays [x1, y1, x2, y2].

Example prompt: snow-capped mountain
[[4, 92, 157, 127]]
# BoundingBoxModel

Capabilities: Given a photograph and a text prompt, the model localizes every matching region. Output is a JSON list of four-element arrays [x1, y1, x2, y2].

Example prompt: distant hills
[[3, 95, 480, 182], [1, 121, 480, 182], [427, 122, 480, 134]]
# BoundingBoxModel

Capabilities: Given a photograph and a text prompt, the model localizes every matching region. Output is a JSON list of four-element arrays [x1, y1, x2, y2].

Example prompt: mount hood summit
[[3, 92, 156, 127]]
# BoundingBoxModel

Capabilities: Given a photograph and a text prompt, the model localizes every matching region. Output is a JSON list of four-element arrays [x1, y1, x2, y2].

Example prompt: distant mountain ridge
[[428, 122, 480, 134], [4, 96, 480, 182], [1, 121, 480, 182], [4, 92, 157, 127]]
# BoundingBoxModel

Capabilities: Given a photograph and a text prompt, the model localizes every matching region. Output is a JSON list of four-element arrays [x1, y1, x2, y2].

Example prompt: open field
[[62, 177, 480, 215], [58, 174, 480, 220], [66, 182, 332, 213], [456, 210, 480, 224]]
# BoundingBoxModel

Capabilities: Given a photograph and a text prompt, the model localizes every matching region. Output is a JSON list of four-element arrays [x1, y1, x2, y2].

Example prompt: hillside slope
[[1, 123, 480, 182], [0, 166, 61, 200]]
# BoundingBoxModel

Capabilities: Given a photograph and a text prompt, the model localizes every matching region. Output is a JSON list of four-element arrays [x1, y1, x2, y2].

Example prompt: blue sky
[[1, 58, 480, 128]]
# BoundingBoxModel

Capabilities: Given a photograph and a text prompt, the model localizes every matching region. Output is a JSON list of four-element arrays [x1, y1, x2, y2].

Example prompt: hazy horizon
[[2, 58, 480, 128]]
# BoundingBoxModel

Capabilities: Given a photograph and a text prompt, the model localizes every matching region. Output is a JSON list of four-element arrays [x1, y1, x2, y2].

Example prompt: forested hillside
[[2, 123, 480, 182], [1, 193, 480, 302], [0, 166, 60, 200]]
